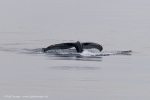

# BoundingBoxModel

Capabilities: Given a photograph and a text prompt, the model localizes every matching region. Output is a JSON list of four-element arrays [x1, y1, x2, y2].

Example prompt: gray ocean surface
[[0, 0, 150, 100]]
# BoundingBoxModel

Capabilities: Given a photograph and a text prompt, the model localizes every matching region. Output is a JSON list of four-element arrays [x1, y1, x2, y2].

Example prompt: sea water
[[0, 1, 150, 100]]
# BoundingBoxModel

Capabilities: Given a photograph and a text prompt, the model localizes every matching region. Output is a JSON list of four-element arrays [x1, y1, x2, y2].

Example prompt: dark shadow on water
[[0, 47, 21, 53], [49, 66, 101, 71]]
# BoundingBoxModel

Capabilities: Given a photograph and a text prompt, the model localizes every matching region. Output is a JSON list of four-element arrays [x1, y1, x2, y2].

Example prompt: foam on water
[[81, 50, 132, 56], [80, 50, 96, 56]]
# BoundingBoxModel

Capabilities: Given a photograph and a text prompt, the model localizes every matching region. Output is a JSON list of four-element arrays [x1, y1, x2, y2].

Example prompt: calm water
[[0, 1, 150, 100]]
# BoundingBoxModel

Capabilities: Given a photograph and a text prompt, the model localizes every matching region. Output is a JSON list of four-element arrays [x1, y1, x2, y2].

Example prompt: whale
[[43, 41, 103, 53]]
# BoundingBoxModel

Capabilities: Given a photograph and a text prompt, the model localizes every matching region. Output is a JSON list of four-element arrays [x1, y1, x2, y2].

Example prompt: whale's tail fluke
[[82, 42, 103, 52], [43, 41, 103, 53], [43, 43, 75, 52]]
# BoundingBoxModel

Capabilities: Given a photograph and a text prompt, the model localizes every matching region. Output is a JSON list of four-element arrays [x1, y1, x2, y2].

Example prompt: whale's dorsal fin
[[43, 43, 75, 52], [82, 42, 103, 52]]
